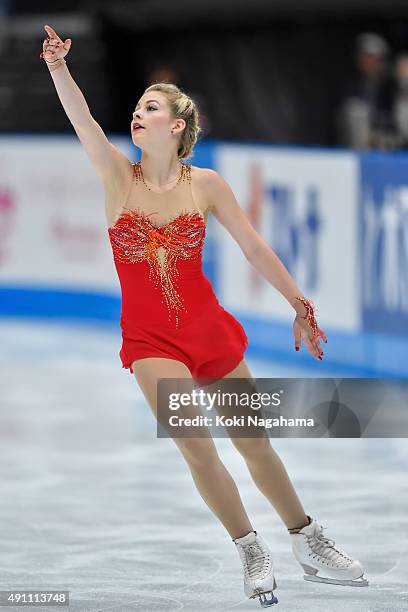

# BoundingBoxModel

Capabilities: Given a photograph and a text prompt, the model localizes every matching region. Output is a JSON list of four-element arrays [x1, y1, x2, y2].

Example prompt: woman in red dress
[[41, 25, 368, 607]]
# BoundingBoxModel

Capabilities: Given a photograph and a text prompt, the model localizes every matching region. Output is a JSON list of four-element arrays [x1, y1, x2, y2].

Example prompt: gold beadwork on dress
[[134, 160, 185, 191], [108, 163, 206, 327]]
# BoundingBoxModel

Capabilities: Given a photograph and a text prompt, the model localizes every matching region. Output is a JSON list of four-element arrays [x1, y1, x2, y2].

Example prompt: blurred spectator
[[145, 62, 212, 140], [392, 53, 408, 148], [147, 63, 181, 88], [337, 32, 395, 149], [0, 0, 10, 54]]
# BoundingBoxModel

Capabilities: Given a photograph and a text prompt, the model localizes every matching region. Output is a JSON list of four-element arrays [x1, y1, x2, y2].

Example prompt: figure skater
[[40, 24, 369, 608]]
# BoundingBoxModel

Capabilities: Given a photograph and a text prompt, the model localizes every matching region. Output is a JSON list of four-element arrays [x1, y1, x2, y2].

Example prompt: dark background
[[2, 0, 408, 145]]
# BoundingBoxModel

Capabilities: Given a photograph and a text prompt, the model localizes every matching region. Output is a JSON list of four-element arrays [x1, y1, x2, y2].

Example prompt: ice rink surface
[[1, 320, 407, 612]]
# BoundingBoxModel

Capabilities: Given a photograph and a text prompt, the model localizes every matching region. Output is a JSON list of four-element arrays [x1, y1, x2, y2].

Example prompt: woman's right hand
[[40, 24, 71, 62]]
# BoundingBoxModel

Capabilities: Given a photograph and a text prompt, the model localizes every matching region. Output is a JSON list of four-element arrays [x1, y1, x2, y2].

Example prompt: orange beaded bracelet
[[293, 296, 319, 342]]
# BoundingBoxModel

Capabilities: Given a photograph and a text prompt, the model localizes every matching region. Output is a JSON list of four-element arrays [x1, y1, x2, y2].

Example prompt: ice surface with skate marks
[[0, 320, 407, 611]]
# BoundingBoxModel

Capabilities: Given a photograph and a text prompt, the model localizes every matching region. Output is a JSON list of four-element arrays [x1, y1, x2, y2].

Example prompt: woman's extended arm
[[201, 168, 327, 360], [40, 24, 130, 186]]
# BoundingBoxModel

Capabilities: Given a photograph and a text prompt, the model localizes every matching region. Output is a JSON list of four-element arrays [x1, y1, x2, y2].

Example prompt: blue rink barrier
[[239, 314, 408, 378], [0, 286, 121, 322], [1, 285, 407, 377]]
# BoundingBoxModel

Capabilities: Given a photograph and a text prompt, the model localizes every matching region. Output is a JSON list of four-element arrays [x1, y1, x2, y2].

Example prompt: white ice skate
[[290, 517, 369, 587], [234, 530, 278, 607]]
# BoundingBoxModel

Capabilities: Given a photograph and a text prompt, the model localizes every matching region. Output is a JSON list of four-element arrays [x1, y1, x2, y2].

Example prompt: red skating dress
[[108, 161, 248, 382]]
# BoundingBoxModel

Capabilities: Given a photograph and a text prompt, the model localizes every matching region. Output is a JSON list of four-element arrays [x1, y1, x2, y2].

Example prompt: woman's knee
[[173, 436, 220, 468], [231, 435, 272, 461]]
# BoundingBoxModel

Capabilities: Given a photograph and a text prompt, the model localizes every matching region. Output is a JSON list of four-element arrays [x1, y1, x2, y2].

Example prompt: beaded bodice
[[108, 162, 207, 328]]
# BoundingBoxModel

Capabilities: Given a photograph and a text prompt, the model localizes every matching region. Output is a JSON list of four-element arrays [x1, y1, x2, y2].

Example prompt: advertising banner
[[0, 136, 131, 294], [360, 153, 408, 336], [215, 145, 360, 331]]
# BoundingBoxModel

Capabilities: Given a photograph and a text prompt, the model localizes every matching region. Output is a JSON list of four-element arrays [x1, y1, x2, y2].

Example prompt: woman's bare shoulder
[[190, 165, 219, 185], [190, 165, 218, 214], [190, 166, 226, 214]]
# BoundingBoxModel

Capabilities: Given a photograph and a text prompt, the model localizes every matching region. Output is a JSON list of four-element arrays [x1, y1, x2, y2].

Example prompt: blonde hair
[[143, 82, 202, 160]]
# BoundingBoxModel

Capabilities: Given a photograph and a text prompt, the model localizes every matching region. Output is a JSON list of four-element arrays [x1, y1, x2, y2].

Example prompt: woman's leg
[[215, 358, 309, 532], [131, 356, 254, 539]]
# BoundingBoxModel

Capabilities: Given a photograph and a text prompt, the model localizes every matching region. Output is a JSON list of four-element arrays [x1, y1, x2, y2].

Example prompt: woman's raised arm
[[40, 24, 130, 186]]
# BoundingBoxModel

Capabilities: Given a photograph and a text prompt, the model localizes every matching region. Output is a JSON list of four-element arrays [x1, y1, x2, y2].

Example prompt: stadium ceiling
[[102, 0, 408, 28]]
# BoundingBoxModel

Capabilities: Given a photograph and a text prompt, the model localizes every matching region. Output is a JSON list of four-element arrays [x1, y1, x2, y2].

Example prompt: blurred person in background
[[392, 53, 408, 148], [147, 62, 180, 87], [337, 32, 395, 149], [39, 23, 370, 608], [0, 0, 10, 54], [146, 61, 212, 139]]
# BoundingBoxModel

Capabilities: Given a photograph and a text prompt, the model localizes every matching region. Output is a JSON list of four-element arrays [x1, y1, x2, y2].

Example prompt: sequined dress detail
[[109, 163, 206, 327], [107, 161, 248, 378]]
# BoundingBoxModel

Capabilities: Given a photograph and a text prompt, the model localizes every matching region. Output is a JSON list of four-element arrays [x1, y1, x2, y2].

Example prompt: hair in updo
[[143, 82, 202, 161]]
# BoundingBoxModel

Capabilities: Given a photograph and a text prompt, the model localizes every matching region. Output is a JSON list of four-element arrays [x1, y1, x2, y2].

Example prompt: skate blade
[[304, 574, 369, 587], [257, 591, 279, 607], [250, 577, 278, 606]]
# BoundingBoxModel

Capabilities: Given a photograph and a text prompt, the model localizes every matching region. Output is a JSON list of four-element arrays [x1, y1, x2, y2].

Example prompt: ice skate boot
[[290, 516, 369, 587], [233, 530, 278, 607]]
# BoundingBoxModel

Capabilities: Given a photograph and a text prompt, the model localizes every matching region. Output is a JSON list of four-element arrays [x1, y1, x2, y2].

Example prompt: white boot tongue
[[235, 531, 257, 545]]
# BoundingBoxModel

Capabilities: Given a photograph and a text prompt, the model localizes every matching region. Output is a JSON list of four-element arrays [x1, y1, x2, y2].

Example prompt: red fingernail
[[295, 347, 299, 351]]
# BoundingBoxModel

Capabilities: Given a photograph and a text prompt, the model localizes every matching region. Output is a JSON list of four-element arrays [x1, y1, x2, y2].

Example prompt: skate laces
[[307, 524, 353, 565], [242, 542, 270, 580]]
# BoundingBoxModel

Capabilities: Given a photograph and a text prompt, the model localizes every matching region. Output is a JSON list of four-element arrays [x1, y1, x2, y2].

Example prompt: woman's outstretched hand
[[293, 299, 327, 361], [40, 24, 71, 62]]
